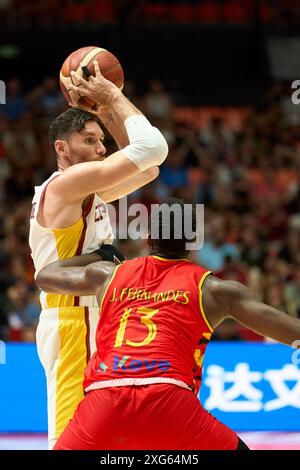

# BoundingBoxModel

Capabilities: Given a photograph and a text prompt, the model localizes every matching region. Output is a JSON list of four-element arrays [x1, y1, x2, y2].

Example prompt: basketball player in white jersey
[[29, 61, 168, 448]]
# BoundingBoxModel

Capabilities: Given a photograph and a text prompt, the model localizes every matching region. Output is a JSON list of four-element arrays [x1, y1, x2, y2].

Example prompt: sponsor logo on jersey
[[95, 355, 171, 375]]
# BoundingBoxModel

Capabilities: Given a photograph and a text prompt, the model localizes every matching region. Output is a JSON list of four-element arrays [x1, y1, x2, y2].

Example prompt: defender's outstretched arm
[[203, 275, 300, 347]]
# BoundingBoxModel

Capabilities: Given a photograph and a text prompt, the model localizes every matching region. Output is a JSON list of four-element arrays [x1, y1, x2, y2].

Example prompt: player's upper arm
[[203, 275, 300, 346], [206, 276, 259, 319], [99, 166, 159, 203], [47, 150, 141, 203], [202, 275, 231, 327]]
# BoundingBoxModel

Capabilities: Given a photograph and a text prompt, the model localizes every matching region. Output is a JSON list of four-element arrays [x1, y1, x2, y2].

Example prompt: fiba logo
[[0, 80, 6, 104], [0, 340, 6, 365]]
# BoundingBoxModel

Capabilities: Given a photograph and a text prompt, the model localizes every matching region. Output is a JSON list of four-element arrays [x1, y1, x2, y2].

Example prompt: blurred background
[[0, 0, 300, 450]]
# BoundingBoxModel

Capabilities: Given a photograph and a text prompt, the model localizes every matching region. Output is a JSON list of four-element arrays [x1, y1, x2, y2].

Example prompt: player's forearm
[[59, 253, 103, 267], [84, 78, 142, 131], [233, 301, 300, 347], [97, 94, 142, 149], [97, 106, 130, 149], [99, 166, 159, 202], [205, 277, 300, 347], [36, 261, 97, 296]]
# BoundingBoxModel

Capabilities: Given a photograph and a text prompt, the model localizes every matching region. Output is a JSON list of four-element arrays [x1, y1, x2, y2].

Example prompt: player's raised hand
[[67, 61, 122, 107]]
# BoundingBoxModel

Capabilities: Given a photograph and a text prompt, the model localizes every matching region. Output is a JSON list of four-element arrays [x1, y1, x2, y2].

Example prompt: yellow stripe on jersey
[[151, 255, 190, 262], [198, 271, 214, 333], [194, 349, 204, 367], [46, 218, 84, 308], [55, 306, 87, 438]]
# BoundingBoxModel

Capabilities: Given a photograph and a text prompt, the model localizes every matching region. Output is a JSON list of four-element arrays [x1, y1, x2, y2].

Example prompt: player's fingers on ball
[[93, 60, 102, 77], [88, 73, 97, 84], [70, 70, 87, 87], [67, 83, 79, 94], [67, 84, 76, 93]]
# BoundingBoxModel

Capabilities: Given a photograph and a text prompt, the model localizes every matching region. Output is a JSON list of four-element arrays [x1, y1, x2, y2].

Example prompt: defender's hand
[[92, 244, 125, 265]]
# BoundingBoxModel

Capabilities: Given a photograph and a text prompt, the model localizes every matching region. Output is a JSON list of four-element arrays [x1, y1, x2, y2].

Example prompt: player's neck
[[150, 250, 188, 260]]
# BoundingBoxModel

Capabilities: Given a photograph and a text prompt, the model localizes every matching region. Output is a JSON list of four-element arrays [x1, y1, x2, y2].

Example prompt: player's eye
[[86, 137, 96, 144]]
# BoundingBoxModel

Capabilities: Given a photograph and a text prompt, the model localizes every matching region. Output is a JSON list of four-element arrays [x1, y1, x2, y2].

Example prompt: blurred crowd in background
[[1, 73, 300, 344], [1, 0, 300, 30]]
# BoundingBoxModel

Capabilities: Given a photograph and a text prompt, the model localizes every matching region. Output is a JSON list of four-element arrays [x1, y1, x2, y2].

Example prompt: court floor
[[0, 432, 300, 450]]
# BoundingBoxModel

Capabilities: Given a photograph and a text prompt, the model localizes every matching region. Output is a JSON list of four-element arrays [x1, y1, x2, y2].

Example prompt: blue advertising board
[[200, 342, 300, 431], [0, 343, 47, 432], [0, 341, 299, 432]]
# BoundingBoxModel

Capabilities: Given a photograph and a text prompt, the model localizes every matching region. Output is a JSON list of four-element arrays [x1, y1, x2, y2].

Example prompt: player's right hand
[[68, 61, 122, 107], [92, 244, 125, 264]]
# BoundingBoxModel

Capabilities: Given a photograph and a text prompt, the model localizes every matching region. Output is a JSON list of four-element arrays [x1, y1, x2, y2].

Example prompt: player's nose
[[96, 142, 106, 156]]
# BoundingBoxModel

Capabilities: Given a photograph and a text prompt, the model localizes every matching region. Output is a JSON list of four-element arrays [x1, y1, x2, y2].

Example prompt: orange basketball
[[60, 46, 124, 111]]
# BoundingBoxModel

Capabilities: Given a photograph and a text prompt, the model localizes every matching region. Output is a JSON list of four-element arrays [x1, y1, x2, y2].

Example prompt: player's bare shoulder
[[38, 175, 83, 229], [202, 275, 244, 327], [201, 275, 224, 327]]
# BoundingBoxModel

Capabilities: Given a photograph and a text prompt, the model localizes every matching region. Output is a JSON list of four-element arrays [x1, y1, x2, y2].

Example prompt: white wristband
[[123, 115, 168, 171]]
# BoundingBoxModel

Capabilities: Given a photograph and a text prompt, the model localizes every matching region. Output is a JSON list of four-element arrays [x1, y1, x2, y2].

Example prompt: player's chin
[[86, 155, 105, 162]]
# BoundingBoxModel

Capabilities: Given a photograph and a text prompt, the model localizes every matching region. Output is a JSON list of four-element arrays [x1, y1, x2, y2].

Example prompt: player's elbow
[[148, 127, 168, 165], [146, 165, 160, 181], [36, 269, 52, 292], [123, 118, 168, 171], [129, 127, 168, 166], [36, 262, 63, 293]]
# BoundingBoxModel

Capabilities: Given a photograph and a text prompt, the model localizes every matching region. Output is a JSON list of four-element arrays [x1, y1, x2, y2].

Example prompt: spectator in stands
[[196, 219, 240, 271], [6, 280, 39, 342], [199, 116, 233, 162], [284, 268, 300, 318], [28, 76, 65, 119], [215, 255, 247, 284], [159, 143, 188, 194], [2, 78, 28, 120], [143, 79, 172, 122]]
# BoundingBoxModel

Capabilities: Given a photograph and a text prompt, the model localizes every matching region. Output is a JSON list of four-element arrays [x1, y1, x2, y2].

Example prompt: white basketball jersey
[[29, 171, 114, 309]]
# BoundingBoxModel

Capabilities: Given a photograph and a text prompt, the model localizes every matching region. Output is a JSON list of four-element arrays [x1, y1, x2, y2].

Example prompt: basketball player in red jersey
[[37, 198, 300, 450]]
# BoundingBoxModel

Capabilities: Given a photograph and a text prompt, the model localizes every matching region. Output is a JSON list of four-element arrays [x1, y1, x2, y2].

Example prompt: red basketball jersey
[[84, 256, 213, 394]]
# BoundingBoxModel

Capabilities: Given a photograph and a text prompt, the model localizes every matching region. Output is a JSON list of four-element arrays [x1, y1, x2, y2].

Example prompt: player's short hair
[[48, 108, 102, 154], [149, 197, 197, 257]]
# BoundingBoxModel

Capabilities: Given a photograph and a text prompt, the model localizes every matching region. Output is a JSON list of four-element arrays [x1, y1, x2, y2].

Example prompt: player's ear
[[55, 139, 68, 157]]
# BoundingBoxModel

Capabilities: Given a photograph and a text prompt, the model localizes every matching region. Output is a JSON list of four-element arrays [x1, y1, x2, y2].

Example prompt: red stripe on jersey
[[74, 195, 95, 306]]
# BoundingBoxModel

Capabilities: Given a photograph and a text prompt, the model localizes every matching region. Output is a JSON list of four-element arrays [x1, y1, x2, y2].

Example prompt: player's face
[[68, 121, 106, 164]]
